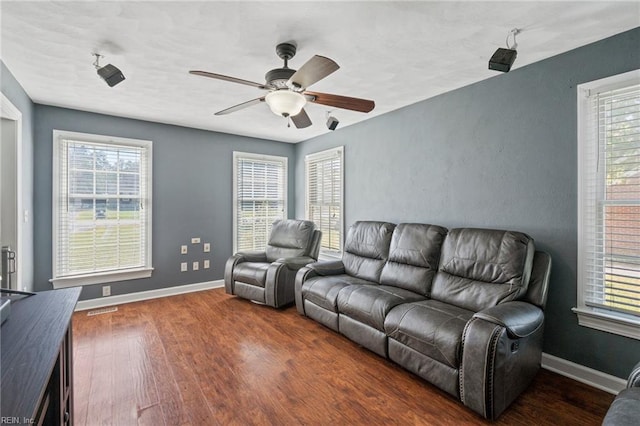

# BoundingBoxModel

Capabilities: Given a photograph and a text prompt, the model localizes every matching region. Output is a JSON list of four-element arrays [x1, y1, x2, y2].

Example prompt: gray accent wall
[[33, 105, 295, 300], [294, 27, 640, 378], [1, 61, 35, 291]]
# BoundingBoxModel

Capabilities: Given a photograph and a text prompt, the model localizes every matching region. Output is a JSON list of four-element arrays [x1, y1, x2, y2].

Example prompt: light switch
[[204, 260, 210, 269], [181, 245, 188, 254], [203, 243, 210, 252], [191, 237, 201, 244]]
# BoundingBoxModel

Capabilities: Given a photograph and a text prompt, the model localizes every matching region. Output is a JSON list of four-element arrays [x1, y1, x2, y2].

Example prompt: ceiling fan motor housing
[[265, 68, 296, 89]]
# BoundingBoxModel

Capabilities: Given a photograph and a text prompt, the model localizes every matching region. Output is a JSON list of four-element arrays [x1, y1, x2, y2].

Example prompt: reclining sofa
[[295, 221, 551, 420]]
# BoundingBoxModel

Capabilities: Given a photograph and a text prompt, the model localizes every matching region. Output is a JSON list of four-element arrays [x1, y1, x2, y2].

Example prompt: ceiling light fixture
[[489, 28, 520, 73], [92, 53, 125, 87], [265, 90, 306, 118]]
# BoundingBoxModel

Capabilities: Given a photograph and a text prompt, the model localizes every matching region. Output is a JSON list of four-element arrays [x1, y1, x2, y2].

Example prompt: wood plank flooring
[[72, 288, 614, 425]]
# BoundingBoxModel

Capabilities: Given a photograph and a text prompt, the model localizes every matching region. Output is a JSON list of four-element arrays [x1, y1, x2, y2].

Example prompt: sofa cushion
[[337, 285, 426, 331], [384, 299, 474, 369], [342, 221, 395, 282], [431, 228, 535, 312], [380, 223, 447, 295], [233, 262, 270, 287], [266, 219, 316, 262], [301, 274, 376, 313]]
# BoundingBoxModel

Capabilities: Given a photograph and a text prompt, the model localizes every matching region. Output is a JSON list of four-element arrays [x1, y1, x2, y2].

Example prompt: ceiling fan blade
[[189, 70, 269, 90], [291, 108, 312, 129], [287, 55, 339, 89], [305, 91, 375, 113], [214, 97, 265, 115]]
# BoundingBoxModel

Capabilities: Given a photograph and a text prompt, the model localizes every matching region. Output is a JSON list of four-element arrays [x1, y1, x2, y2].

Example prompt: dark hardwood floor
[[72, 288, 614, 425]]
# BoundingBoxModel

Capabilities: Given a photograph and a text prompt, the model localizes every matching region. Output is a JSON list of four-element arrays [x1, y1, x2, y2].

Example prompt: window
[[305, 147, 344, 258], [52, 131, 153, 288], [575, 70, 640, 340], [233, 152, 287, 252]]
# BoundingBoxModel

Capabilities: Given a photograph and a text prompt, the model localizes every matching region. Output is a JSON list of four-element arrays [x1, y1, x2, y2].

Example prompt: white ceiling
[[1, 1, 639, 143]]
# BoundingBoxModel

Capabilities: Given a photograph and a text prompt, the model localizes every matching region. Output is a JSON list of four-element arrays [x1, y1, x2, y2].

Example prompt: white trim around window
[[51, 130, 153, 288], [232, 151, 288, 254], [305, 146, 344, 259], [574, 69, 640, 340]]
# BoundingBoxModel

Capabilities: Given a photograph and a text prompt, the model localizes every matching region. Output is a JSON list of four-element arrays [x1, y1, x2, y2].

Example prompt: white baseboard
[[542, 352, 626, 395], [75, 280, 224, 311]]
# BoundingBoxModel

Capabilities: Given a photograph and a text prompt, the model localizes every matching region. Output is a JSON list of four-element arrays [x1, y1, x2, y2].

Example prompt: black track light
[[489, 29, 520, 73], [92, 53, 125, 87]]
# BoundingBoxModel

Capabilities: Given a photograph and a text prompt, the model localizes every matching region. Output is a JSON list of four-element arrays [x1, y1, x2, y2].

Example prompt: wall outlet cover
[[181, 245, 188, 254], [181, 262, 188, 272], [204, 243, 210, 252], [192, 261, 199, 271], [102, 285, 111, 297], [204, 260, 210, 269]]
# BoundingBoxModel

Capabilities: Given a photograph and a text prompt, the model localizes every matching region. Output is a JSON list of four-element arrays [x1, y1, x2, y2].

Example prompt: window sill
[[572, 307, 640, 340], [51, 267, 153, 289]]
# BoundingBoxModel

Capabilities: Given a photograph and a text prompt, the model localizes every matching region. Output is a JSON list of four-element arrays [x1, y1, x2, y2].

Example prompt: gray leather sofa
[[603, 362, 640, 425], [225, 219, 321, 308], [295, 221, 551, 420]]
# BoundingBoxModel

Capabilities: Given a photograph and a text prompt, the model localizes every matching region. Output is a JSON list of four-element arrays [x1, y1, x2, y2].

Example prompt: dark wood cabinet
[[1, 287, 81, 425]]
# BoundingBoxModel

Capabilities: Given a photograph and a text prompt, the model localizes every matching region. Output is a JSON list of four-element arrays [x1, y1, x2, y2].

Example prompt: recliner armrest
[[274, 256, 317, 271], [474, 301, 544, 338], [307, 260, 346, 276], [628, 361, 640, 388], [235, 251, 268, 262]]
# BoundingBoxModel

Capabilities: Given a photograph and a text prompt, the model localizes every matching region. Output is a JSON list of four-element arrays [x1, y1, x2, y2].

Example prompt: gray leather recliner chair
[[603, 362, 640, 426], [224, 219, 321, 308]]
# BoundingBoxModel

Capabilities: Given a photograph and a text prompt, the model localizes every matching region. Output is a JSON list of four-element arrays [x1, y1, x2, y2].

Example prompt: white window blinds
[[233, 152, 287, 252], [305, 147, 344, 255], [580, 80, 640, 317], [53, 131, 152, 285]]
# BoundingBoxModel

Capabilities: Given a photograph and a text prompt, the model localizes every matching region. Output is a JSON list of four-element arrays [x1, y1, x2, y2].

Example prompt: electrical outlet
[[191, 237, 201, 244], [181, 262, 188, 272], [192, 261, 199, 271], [102, 285, 111, 297], [204, 260, 210, 269], [203, 243, 210, 252], [181, 245, 188, 254]]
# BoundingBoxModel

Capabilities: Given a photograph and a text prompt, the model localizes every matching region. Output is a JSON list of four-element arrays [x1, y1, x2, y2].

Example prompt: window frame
[[305, 146, 344, 259], [232, 151, 288, 254], [51, 130, 153, 288], [574, 69, 640, 340]]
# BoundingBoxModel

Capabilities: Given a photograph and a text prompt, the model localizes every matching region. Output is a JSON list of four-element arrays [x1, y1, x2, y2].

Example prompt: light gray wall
[[294, 27, 640, 379], [1, 61, 35, 291], [33, 105, 295, 300]]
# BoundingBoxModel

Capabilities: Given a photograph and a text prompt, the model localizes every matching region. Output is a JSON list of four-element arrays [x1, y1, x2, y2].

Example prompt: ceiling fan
[[189, 42, 375, 129]]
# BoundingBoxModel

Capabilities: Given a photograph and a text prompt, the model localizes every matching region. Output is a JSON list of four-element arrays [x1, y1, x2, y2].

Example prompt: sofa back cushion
[[430, 228, 535, 312], [380, 223, 447, 295], [342, 221, 396, 282], [266, 219, 316, 262]]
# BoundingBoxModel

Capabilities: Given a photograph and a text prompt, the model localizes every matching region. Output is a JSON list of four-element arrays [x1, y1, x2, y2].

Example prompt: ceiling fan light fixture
[[265, 90, 306, 117]]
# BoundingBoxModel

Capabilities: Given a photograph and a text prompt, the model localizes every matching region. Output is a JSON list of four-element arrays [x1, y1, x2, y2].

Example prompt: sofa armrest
[[224, 251, 267, 295], [307, 260, 346, 276], [461, 302, 545, 420], [274, 256, 317, 271], [235, 251, 268, 262], [628, 361, 640, 388], [474, 301, 544, 338]]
